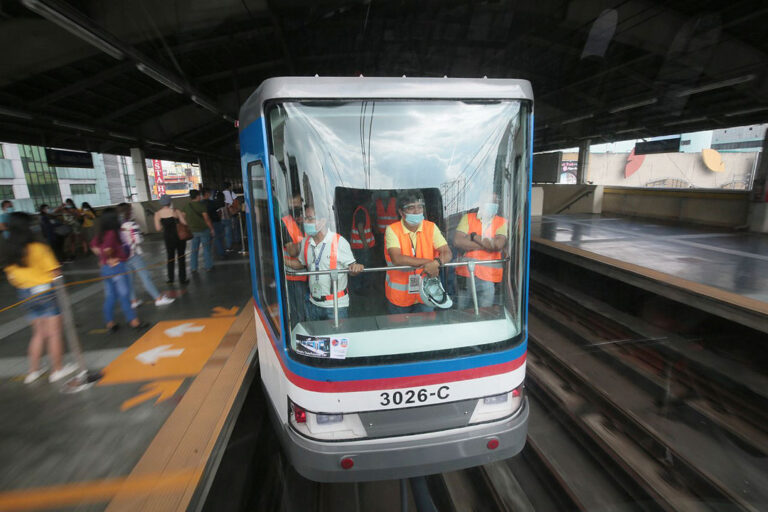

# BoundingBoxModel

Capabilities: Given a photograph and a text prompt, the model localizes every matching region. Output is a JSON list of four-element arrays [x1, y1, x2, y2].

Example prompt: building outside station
[[0, 141, 200, 212]]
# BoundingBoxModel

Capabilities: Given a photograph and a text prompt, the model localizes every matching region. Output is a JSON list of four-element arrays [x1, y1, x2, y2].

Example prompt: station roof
[[0, 0, 766, 163]]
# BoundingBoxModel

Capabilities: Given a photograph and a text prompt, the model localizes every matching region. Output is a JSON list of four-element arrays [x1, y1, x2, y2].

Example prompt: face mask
[[405, 213, 424, 225], [480, 203, 499, 219], [4, 207, 13, 213], [303, 222, 317, 236]]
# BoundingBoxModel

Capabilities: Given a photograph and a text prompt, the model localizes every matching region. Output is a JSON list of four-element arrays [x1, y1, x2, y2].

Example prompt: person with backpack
[[1, 212, 78, 384], [202, 188, 225, 258], [90, 208, 147, 332], [118, 203, 175, 308], [182, 189, 215, 272]]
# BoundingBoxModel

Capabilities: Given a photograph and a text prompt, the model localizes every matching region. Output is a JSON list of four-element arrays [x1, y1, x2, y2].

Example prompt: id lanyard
[[407, 234, 421, 294], [311, 242, 327, 292]]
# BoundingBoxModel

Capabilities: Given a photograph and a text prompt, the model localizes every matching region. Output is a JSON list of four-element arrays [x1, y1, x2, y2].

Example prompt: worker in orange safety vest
[[453, 193, 508, 309], [285, 204, 364, 321], [384, 191, 452, 314], [375, 194, 398, 234], [281, 193, 308, 322]]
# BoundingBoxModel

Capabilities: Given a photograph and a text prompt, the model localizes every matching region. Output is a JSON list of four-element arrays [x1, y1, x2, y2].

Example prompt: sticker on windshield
[[330, 337, 349, 359], [296, 334, 330, 358]]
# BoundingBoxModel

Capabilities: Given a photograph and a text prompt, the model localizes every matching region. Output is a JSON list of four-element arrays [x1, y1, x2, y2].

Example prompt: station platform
[[532, 214, 768, 333], [0, 237, 256, 512]]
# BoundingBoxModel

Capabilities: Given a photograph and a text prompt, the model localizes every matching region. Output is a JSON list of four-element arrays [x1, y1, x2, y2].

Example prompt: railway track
[[530, 271, 768, 457], [527, 276, 768, 511]]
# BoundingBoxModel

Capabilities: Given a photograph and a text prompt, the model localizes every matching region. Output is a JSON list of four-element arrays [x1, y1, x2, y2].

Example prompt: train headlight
[[316, 413, 344, 424], [288, 399, 366, 440], [468, 386, 524, 424]]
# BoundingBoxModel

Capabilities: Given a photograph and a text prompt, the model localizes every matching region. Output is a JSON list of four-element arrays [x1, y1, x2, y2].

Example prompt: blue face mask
[[480, 203, 499, 219], [404, 213, 424, 225], [4, 207, 13, 214], [303, 222, 317, 236]]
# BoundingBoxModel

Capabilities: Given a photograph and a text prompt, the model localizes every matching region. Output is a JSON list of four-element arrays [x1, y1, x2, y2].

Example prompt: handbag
[[176, 220, 193, 241]]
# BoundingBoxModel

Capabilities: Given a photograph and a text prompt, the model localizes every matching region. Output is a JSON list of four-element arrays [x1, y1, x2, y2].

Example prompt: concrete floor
[[0, 235, 252, 506], [533, 214, 768, 304]]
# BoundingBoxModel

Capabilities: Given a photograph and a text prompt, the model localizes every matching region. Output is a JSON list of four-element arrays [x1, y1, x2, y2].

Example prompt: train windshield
[[262, 99, 529, 366]]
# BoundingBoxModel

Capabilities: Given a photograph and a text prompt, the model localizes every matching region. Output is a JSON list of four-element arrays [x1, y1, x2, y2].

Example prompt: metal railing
[[288, 258, 508, 327]]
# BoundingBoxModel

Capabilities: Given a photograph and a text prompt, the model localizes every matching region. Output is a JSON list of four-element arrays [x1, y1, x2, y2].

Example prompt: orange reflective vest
[[375, 197, 398, 234], [384, 220, 438, 307], [302, 232, 347, 301], [455, 213, 506, 283], [350, 206, 376, 249], [282, 215, 307, 282]]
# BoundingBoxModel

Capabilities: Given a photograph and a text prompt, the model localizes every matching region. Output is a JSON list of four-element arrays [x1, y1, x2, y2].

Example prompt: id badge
[[311, 283, 322, 298], [407, 274, 421, 294]]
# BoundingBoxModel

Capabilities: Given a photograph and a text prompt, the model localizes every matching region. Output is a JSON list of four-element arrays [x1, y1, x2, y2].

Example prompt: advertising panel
[[152, 159, 166, 197]]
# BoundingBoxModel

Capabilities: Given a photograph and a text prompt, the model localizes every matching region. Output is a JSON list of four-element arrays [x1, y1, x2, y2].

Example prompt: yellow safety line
[[0, 469, 202, 511], [0, 252, 191, 314]]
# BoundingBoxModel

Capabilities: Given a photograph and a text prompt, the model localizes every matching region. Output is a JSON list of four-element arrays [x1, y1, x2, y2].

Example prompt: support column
[[576, 140, 591, 184], [130, 147, 151, 202]]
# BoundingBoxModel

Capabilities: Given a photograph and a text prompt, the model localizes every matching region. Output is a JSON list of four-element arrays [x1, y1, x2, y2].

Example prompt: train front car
[[239, 77, 532, 482]]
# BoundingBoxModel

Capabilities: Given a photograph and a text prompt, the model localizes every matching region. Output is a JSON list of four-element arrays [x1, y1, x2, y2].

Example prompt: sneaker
[[24, 368, 47, 384], [131, 299, 143, 309], [155, 295, 175, 306], [49, 363, 78, 383]]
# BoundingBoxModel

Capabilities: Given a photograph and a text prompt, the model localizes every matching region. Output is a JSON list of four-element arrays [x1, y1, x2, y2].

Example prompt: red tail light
[[340, 457, 354, 469], [512, 387, 521, 398], [487, 439, 499, 450], [292, 403, 307, 423]]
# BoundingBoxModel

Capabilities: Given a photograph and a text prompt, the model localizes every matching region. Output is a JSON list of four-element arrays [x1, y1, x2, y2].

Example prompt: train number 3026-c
[[380, 385, 450, 406]]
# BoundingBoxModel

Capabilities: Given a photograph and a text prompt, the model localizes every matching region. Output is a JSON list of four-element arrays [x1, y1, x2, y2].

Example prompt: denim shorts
[[18, 284, 60, 320]]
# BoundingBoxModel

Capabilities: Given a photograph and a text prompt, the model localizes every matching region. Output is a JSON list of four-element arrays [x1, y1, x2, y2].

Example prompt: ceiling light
[[608, 98, 657, 114], [676, 75, 755, 98], [561, 113, 594, 125], [175, 146, 192, 152], [146, 139, 166, 147], [191, 95, 219, 114], [616, 126, 646, 134], [663, 117, 707, 126], [0, 106, 33, 120], [108, 131, 138, 141], [724, 106, 768, 117], [53, 120, 95, 132], [22, 0, 125, 60], [136, 63, 184, 94]]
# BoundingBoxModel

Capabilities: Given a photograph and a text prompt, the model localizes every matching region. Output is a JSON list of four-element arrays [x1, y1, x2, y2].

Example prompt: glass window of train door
[[247, 159, 281, 336]]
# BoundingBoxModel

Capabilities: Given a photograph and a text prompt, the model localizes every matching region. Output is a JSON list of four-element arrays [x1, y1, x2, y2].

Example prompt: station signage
[[45, 148, 93, 168], [634, 137, 680, 155], [152, 159, 166, 196]]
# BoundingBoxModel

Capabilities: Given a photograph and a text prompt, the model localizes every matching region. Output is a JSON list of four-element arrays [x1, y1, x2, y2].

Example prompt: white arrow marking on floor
[[164, 322, 205, 338], [136, 345, 185, 365]]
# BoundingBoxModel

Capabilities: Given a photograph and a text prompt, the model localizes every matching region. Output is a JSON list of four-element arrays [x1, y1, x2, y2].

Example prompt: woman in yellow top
[[80, 202, 97, 243], [1, 213, 76, 384]]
